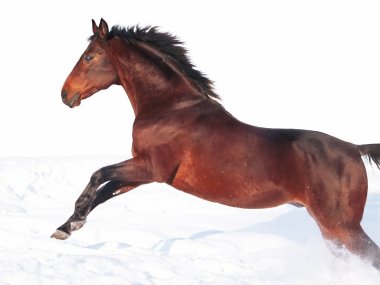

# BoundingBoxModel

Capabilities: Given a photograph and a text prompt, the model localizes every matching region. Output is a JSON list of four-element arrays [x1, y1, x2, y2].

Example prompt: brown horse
[[53, 19, 380, 269]]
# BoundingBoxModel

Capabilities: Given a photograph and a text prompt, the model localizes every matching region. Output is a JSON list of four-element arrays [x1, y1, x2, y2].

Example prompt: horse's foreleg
[[51, 158, 153, 240], [90, 180, 143, 211]]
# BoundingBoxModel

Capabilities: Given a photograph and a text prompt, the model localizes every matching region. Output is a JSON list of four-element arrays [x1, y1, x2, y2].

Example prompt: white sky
[[1, 0, 380, 157]]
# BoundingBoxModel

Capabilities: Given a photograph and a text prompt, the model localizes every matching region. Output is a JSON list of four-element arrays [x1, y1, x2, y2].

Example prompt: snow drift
[[0, 156, 379, 284]]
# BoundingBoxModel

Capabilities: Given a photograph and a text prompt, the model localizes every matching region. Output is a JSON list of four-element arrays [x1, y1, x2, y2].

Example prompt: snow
[[1, 156, 380, 284]]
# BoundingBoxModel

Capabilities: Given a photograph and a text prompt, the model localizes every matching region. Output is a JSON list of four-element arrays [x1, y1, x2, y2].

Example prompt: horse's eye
[[84, 54, 94, 61]]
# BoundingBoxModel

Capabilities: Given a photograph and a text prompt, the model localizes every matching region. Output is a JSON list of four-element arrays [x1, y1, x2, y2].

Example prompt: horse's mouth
[[67, 94, 81, 108], [64, 88, 99, 108]]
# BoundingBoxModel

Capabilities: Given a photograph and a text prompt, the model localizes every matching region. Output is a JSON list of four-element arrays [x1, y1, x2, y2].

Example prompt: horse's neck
[[110, 39, 202, 115]]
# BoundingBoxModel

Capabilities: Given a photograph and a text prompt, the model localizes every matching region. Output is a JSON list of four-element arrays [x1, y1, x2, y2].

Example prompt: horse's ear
[[92, 19, 99, 35], [99, 18, 109, 39]]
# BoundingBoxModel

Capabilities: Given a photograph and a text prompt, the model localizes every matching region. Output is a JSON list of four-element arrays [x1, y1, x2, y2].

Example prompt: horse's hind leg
[[341, 226, 380, 269], [305, 170, 380, 269], [317, 222, 380, 269]]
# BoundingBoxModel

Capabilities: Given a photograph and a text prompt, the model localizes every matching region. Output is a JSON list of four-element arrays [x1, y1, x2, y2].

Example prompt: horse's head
[[61, 19, 119, 108]]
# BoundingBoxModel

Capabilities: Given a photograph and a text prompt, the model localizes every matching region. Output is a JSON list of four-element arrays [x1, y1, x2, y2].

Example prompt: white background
[[1, 2, 380, 283], [1, 0, 380, 157]]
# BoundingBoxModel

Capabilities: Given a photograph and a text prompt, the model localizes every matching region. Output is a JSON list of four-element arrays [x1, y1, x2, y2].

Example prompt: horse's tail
[[358, 144, 380, 169]]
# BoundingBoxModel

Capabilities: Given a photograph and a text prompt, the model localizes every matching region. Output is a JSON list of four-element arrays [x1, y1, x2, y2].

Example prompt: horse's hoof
[[51, 230, 71, 240], [70, 220, 86, 231]]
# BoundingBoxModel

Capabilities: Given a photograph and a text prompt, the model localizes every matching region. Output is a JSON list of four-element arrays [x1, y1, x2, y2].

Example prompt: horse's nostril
[[61, 91, 67, 100]]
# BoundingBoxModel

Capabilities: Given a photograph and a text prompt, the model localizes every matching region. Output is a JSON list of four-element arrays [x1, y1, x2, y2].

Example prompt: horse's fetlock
[[70, 220, 86, 231]]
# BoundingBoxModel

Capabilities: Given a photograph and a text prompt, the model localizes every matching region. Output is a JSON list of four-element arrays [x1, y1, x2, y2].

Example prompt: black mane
[[105, 25, 220, 100]]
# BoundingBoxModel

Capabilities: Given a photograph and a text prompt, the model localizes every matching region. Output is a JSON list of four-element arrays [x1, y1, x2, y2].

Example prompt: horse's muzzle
[[61, 90, 80, 108]]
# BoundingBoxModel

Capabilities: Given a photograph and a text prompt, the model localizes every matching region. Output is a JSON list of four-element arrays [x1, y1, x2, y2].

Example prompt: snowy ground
[[0, 156, 379, 285]]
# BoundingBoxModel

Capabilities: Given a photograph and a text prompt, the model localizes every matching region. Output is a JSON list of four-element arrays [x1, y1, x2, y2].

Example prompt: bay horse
[[53, 19, 380, 269]]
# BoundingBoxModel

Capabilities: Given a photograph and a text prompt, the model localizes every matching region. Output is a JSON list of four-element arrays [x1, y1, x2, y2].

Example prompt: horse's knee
[[90, 168, 104, 185], [90, 165, 117, 186]]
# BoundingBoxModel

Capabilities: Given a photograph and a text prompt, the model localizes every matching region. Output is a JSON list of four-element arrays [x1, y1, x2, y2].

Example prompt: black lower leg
[[90, 181, 129, 211]]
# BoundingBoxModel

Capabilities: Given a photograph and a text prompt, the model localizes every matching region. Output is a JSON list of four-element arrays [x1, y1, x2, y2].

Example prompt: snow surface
[[0, 156, 380, 284]]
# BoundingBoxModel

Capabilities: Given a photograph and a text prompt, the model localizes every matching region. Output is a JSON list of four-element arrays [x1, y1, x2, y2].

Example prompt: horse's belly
[[171, 160, 290, 209]]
